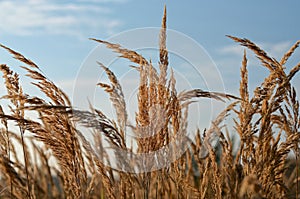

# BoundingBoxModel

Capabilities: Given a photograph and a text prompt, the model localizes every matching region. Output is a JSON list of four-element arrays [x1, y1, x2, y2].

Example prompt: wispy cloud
[[218, 45, 244, 57], [77, 0, 128, 3], [216, 40, 299, 95], [0, 0, 124, 37], [219, 41, 292, 59]]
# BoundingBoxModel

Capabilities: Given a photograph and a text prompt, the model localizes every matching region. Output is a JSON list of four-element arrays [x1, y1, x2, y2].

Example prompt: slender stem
[[296, 145, 298, 199], [6, 128, 13, 197], [143, 173, 150, 199], [19, 126, 31, 199]]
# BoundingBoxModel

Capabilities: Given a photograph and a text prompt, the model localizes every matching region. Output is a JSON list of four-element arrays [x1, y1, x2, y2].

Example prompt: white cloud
[[0, 0, 123, 37], [218, 44, 245, 57], [77, 0, 128, 3], [216, 40, 300, 97], [262, 41, 291, 59], [219, 41, 292, 60]]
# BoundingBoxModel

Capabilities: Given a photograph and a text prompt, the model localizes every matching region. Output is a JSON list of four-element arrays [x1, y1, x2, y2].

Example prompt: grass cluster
[[0, 7, 299, 199]]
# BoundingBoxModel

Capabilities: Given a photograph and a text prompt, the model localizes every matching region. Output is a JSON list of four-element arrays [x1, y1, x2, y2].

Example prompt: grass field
[[0, 7, 299, 199]]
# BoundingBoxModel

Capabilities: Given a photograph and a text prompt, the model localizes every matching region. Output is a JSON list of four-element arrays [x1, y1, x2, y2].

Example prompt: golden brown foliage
[[0, 7, 299, 199]]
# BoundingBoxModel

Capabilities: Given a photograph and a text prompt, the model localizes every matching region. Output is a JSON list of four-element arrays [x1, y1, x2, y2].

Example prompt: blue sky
[[0, 0, 300, 130]]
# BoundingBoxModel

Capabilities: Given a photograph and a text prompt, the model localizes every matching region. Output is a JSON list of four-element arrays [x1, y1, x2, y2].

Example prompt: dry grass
[[0, 6, 299, 199]]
